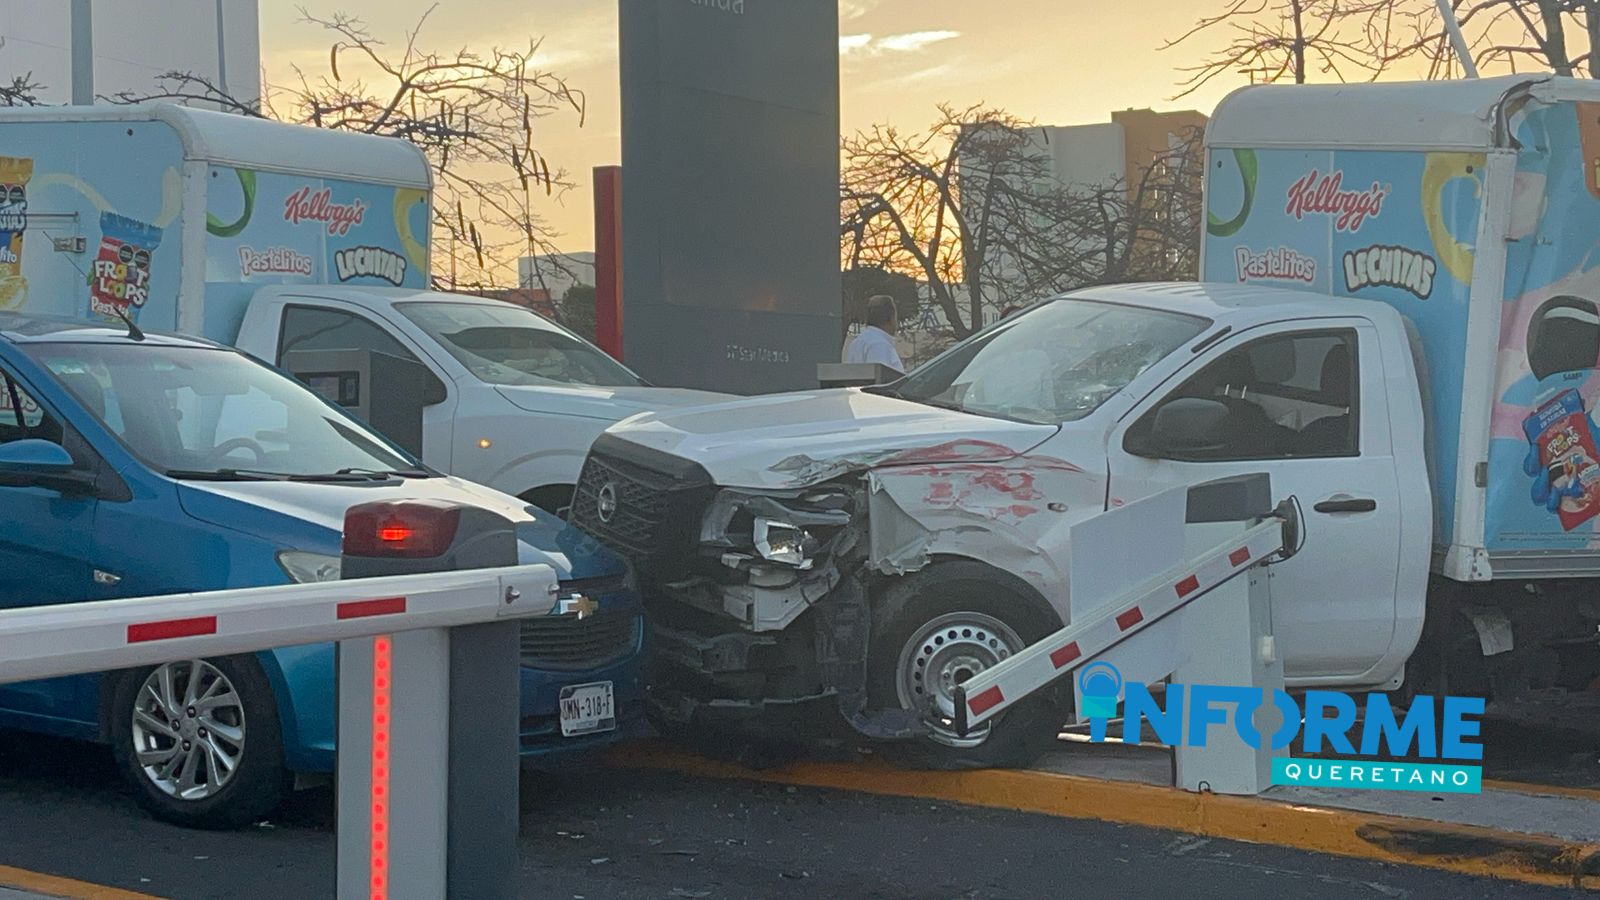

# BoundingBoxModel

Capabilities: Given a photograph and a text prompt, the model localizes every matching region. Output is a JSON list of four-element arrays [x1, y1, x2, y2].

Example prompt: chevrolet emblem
[[557, 594, 600, 620]]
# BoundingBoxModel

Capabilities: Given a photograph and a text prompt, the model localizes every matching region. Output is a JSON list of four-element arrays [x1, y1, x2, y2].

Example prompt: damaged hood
[[603, 388, 1060, 488]]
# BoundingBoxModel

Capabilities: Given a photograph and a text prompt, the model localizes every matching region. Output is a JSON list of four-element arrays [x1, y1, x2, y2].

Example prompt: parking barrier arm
[[949, 511, 1292, 736], [0, 564, 558, 686]]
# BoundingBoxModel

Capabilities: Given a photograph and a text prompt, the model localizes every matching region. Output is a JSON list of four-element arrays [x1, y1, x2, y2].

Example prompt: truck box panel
[[1204, 78, 1600, 575], [0, 119, 187, 332]]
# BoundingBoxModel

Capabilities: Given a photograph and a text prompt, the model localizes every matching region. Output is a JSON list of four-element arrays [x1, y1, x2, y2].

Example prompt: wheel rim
[[895, 612, 1025, 749], [129, 660, 247, 801]]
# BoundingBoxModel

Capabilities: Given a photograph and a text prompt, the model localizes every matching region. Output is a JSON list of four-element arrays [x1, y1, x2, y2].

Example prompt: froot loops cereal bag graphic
[[1523, 388, 1600, 531], [0, 157, 32, 310], [88, 212, 162, 323]]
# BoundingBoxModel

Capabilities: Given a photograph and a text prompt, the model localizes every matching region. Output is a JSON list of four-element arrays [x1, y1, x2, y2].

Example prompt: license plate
[[558, 681, 616, 737]]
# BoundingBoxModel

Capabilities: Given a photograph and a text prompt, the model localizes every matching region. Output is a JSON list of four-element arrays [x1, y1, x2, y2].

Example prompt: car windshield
[[397, 300, 643, 388], [889, 298, 1210, 424], [24, 341, 419, 479]]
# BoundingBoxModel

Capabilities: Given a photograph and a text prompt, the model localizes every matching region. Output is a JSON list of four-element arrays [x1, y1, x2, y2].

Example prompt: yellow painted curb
[[607, 742, 1600, 891], [0, 865, 162, 900]]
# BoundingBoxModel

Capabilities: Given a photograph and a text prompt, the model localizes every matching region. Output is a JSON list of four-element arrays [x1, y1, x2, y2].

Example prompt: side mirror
[[1134, 398, 1231, 458], [0, 439, 92, 493]]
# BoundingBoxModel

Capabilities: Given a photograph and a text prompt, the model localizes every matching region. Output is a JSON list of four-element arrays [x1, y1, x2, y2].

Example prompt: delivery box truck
[[560, 75, 1600, 768], [0, 104, 719, 510]]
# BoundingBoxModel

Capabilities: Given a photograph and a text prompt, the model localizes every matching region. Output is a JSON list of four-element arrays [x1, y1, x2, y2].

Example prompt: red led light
[[370, 634, 393, 900], [344, 500, 463, 559]]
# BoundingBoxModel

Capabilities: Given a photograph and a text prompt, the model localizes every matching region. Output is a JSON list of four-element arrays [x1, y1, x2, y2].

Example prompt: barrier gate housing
[[949, 474, 1299, 795]]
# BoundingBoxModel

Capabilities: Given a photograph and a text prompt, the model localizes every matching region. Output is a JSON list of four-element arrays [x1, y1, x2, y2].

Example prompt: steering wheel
[[208, 437, 267, 467]]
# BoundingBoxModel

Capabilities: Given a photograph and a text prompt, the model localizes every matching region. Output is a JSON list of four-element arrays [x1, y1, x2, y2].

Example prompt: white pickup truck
[[570, 75, 1600, 766], [0, 104, 719, 510]]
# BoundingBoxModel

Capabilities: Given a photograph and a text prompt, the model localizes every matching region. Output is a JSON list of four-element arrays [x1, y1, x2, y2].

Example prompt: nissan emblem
[[596, 482, 619, 524]]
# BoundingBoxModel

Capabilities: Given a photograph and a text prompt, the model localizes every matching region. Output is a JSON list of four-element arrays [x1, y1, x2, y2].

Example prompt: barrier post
[[1169, 517, 1286, 795], [336, 500, 528, 900]]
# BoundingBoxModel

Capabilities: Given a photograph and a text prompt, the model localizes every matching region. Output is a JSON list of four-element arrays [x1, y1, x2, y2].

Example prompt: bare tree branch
[[842, 107, 1203, 347], [1163, 0, 1387, 98]]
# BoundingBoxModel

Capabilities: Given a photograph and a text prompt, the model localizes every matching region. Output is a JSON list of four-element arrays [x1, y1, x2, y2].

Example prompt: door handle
[[1314, 497, 1377, 514]]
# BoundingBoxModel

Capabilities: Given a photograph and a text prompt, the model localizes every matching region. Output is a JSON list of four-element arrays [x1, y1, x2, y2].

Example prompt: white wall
[[518, 251, 596, 297], [1040, 122, 1126, 192], [0, 0, 260, 106]]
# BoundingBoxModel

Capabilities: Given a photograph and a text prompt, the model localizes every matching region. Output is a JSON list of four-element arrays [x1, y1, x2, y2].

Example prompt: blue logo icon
[[1077, 661, 1122, 741]]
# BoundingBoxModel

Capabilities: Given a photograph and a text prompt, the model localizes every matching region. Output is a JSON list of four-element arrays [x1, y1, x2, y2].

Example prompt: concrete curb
[[607, 742, 1600, 891], [0, 865, 160, 900]]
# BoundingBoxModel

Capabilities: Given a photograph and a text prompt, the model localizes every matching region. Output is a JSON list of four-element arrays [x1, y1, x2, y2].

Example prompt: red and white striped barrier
[[0, 564, 559, 686], [951, 513, 1290, 735]]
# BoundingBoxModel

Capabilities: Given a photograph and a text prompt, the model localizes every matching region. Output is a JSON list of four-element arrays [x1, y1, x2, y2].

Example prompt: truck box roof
[[1208, 74, 1600, 151], [0, 104, 431, 189]]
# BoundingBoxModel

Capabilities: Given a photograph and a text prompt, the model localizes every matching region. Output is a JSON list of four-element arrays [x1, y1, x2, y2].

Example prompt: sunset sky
[[257, 1, 1274, 254]]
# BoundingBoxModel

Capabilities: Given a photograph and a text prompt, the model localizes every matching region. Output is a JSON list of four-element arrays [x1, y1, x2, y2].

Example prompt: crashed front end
[[568, 432, 1089, 743]]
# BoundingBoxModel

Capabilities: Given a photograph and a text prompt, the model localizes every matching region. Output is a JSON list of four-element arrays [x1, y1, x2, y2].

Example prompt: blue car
[[0, 313, 645, 829]]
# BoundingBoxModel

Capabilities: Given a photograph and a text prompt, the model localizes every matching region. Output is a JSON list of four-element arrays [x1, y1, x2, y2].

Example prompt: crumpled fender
[[864, 453, 1110, 623]]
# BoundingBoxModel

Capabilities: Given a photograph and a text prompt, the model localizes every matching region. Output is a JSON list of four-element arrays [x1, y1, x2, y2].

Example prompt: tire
[[866, 561, 1068, 770], [109, 656, 289, 830]]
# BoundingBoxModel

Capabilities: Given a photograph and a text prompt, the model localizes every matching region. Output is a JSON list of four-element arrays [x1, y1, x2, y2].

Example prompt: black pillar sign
[[619, 0, 842, 393]]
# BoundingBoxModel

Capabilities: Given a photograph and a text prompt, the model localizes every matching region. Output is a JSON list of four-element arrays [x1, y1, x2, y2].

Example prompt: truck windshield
[[25, 342, 419, 480], [889, 298, 1210, 424], [397, 301, 643, 388]]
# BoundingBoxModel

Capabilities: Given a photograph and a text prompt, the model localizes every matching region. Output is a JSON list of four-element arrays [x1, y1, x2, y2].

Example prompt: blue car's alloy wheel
[[130, 659, 247, 800], [110, 655, 289, 830]]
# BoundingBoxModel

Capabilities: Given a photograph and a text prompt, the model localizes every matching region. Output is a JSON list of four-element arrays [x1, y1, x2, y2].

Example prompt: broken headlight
[[753, 517, 816, 569], [700, 488, 853, 571]]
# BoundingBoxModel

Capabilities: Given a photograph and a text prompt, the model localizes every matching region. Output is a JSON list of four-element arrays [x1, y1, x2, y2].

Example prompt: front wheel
[[866, 563, 1067, 769], [109, 656, 289, 830]]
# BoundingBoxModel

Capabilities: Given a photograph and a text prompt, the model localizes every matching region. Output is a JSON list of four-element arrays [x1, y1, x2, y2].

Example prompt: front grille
[[569, 434, 716, 568], [519, 610, 641, 671], [571, 454, 673, 557]]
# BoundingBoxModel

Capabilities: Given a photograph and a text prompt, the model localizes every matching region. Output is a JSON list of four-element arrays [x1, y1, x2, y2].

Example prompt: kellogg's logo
[[283, 187, 367, 237], [1285, 169, 1389, 232]]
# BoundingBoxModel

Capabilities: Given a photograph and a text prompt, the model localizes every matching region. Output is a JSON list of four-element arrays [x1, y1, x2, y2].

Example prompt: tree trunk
[[1588, 2, 1600, 77], [1290, 0, 1307, 83], [1538, 0, 1575, 76]]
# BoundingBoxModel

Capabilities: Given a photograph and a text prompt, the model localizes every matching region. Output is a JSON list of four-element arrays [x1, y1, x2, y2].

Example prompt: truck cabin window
[[25, 344, 416, 480], [1526, 296, 1600, 381], [278, 306, 421, 364], [1136, 330, 1360, 461], [396, 300, 644, 389], [889, 298, 1210, 425]]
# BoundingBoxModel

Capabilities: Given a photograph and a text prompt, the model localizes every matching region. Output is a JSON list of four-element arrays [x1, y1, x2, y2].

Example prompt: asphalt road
[[0, 734, 1579, 900]]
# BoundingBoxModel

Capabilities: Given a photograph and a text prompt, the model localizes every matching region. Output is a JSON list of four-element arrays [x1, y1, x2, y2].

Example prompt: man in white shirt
[[844, 294, 906, 374]]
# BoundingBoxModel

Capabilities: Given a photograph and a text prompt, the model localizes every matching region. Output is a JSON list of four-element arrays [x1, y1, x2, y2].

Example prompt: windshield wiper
[[335, 466, 432, 479], [166, 468, 399, 483], [165, 468, 288, 482]]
